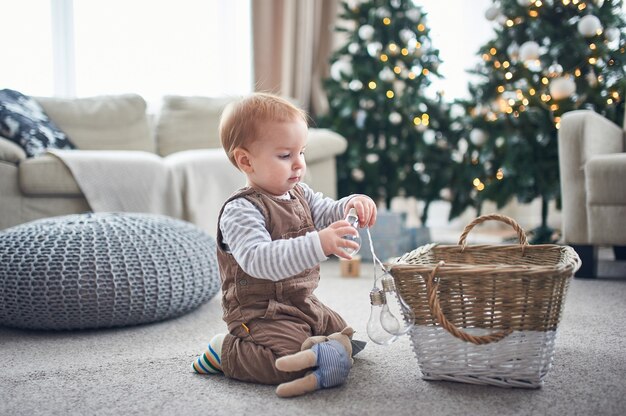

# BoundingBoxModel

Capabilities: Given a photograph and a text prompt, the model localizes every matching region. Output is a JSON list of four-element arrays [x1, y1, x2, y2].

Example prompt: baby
[[192, 92, 377, 384]]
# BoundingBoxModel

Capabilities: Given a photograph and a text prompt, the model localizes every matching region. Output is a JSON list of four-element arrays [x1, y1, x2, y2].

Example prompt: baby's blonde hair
[[219, 92, 309, 169]]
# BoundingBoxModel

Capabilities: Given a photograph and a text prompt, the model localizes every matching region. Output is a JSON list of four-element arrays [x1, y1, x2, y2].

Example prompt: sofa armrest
[[0, 136, 26, 163], [558, 110, 624, 244], [306, 128, 347, 163]]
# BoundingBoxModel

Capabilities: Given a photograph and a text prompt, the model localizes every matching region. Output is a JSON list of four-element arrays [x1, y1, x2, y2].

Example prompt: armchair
[[558, 109, 626, 277]]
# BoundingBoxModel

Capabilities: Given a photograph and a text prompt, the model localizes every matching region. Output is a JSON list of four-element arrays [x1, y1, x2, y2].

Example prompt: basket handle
[[425, 261, 512, 345], [458, 213, 528, 250]]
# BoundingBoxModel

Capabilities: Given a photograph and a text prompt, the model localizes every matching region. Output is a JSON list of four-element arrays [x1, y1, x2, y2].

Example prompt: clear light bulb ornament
[[378, 272, 415, 336], [366, 287, 399, 345], [341, 208, 361, 256]]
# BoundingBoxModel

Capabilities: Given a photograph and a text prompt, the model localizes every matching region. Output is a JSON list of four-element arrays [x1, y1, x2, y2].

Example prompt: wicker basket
[[388, 214, 581, 388]]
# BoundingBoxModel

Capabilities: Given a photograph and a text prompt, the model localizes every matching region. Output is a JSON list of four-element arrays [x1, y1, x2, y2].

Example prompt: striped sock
[[192, 333, 225, 374]]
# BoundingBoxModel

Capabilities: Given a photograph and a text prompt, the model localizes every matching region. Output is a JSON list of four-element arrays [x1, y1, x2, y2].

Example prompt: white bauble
[[517, 0, 533, 6], [367, 42, 383, 57], [351, 168, 365, 182], [485, 6, 500, 21], [358, 24, 375, 40], [388, 112, 402, 125], [507, 42, 520, 60], [376, 7, 391, 18], [348, 42, 360, 55], [457, 137, 469, 153], [577, 15, 603, 38], [355, 110, 367, 129], [330, 60, 353, 81], [469, 129, 488, 146], [406, 9, 421, 22], [593, 0, 604, 8], [423, 129, 436, 145], [393, 80, 406, 95], [399, 29, 416, 44], [366, 153, 380, 163], [450, 103, 466, 118], [349, 79, 363, 91], [548, 62, 564, 77], [549, 76, 576, 100], [439, 188, 452, 201], [519, 41, 541, 62], [379, 66, 395, 82], [605, 27, 621, 42], [359, 98, 375, 109], [495, 137, 506, 148], [586, 70, 598, 87]]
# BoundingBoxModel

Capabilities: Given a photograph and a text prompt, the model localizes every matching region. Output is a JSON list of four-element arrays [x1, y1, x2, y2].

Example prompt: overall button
[[238, 278, 248, 286]]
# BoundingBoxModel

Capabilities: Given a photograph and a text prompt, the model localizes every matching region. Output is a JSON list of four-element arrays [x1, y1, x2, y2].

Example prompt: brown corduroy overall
[[216, 186, 348, 384]]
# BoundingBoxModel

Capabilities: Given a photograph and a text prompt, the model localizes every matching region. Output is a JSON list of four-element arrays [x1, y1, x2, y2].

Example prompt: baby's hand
[[318, 220, 360, 260], [345, 195, 377, 228]]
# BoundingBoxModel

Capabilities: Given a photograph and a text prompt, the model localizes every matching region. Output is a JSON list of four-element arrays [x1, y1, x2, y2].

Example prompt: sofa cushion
[[36, 94, 155, 153], [0, 136, 27, 163], [0, 89, 76, 157], [156, 95, 235, 156], [19, 154, 82, 195]]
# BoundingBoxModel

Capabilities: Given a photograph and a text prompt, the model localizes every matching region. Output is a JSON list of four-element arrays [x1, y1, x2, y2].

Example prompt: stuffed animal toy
[[275, 327, 354, 398]]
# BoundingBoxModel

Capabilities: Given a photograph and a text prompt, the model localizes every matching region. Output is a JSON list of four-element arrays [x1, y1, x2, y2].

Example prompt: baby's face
[[245, 119, 308, 196]]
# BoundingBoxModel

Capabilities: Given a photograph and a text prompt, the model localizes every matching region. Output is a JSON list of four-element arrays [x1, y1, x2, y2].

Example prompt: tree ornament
[[355, 110, 367, 129], [351, 168, 365, 182], [399, 29, 416, 44], [519, 41, 541, 62], [367, 42, 383, 57], [593, 0, 604, 8], [485, 6, 500, 21], [406, 9, 421, 22], [548, 62, 564, 77], [330, 60, 353, 81], [388, 112, 402, 125], [517, 0, 533, 6], [379, 66, 395, 82], [507, 42, 520, 61], [358, 24, 375, 40], [605, 27, 620, 42], [577, 15, 603, 38], [359, 98, 375, 109], [470, 128, 488, 146], [349, 79, 363, 91], [348, 42, 360, 55], [375, 7, 391, 19], [586, 70, 598, 87], [423, 129, 436, 145], [549, 76, 576, 100], [393, 80, 406, 95], [439, 188, 452, 201]]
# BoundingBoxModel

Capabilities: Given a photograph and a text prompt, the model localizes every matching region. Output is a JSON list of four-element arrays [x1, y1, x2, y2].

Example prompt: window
[[416, 0, 493, 100], [1, 1, 55, 97], [1, 0, 252, 108]]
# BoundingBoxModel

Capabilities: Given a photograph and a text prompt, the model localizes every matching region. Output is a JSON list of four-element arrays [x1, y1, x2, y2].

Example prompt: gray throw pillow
[[0, 89, 76, 157]]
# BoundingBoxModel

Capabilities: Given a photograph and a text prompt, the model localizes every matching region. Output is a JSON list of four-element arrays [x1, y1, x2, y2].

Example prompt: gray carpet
[[1, 254, 625, 416]]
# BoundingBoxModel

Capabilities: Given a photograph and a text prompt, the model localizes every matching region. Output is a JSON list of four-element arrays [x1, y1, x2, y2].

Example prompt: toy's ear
[[341, 327, 354, 339], [301, 335, 328, 351]]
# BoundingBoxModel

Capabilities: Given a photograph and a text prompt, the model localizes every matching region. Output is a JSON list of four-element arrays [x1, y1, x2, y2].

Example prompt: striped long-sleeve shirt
[[220, 183, 354, 281]]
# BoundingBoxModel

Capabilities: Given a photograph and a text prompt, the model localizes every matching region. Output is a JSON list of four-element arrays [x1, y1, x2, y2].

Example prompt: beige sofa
[[0, 94, 347, 236], [558, 109, 626, 277]]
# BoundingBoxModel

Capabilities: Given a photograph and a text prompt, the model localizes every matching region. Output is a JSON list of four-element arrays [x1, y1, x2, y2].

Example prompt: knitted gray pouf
[[0, 213, 220, 330]]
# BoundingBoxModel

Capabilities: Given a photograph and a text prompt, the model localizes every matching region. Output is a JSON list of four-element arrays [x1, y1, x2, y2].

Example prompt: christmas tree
[[320, 0, 451, 224], [454, 0, 626, 242]]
